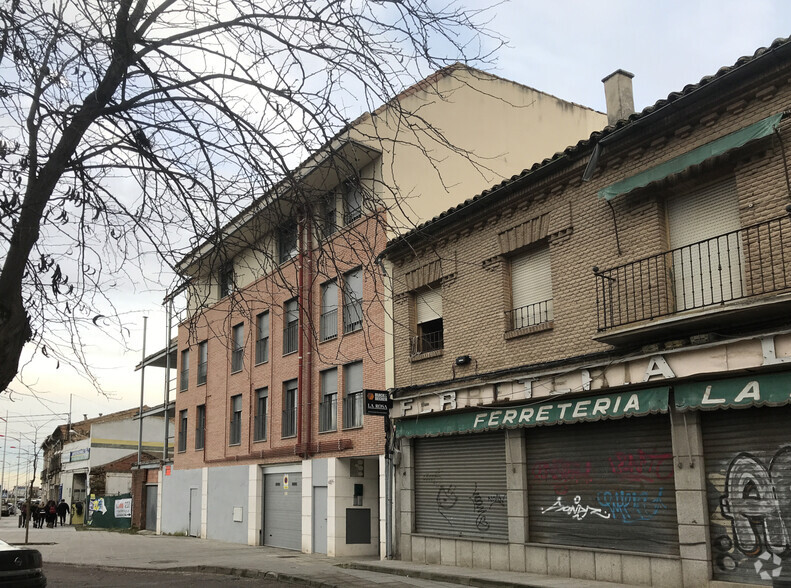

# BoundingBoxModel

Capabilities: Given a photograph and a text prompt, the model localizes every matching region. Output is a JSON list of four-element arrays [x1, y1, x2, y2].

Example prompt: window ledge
[[281, 434, 297, 440], [505, 321, 553, 340], [228, 442, 241, 447], [197, 381, 207, 387], [320, 335, 338, 344], [283, 350, 297, 357], [195, 446, 204, 451], [318, 429, 338, 435], [343, 424, 363, 431], [254, 360, 268, 367], [253, 438, 267, 444], [230, 369, 243, 375], [343, 327, 362, 336], [410, 349, 443, 362]]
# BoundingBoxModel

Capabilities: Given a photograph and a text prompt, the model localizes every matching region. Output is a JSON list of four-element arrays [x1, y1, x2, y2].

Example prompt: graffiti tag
[[532, 459, 593, 495], [596, 488, 667, 524], [541, 495, 611, 521], [608, 450, 673, 483]]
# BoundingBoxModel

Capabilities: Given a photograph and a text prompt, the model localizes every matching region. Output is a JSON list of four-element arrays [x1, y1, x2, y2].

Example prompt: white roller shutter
[[416, 287, 442, 324], [667, 175, 743, 308], [511, 246, 553, 327]]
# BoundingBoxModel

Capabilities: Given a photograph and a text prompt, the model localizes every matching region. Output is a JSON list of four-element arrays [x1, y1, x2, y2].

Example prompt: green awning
[[598, 113, 784, 201], [395, 387, 669, 438], [674, 372, 791, 411]]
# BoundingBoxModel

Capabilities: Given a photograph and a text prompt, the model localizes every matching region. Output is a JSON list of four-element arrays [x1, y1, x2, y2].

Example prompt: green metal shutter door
[[702, 405, 791, 585], [414, 432, 507, 540], [526, 415, 678, 554]]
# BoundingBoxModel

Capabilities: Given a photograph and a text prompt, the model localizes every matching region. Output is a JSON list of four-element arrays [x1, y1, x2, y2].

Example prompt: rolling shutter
[[414, 433, 507, 540], [667, 175, 743, 307], [264, 471, 302, 550], [511, 246, 553, 327], [416, 287, 442, 324], [702, 405, 791, 585], [527, 415, 678, 555]]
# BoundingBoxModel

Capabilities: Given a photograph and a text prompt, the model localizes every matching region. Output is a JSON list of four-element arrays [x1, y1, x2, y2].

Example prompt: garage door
[[263, 472, 302, 550]]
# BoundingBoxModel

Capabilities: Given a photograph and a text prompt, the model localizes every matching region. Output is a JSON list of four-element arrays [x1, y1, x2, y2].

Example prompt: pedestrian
[[47, 500, 57, 528], [18, 503, 26, 528], [31, 504, 40, 528], [57, 499, 69, 526]]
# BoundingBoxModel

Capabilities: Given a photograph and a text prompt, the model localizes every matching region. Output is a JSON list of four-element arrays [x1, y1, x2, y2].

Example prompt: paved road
[[45, 563, 295, 587]]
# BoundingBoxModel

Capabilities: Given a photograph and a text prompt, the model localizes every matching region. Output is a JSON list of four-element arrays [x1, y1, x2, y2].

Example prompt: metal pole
[[163, 300, 173, 461], [138, 317, 148, 464], [1, 411, 7, 500]]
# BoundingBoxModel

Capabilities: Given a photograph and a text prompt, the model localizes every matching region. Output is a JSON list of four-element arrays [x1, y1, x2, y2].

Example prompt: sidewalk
[[0, 518, 635, 588]]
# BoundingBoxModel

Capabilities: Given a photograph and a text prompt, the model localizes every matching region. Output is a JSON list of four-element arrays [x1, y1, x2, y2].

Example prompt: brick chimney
[[602, 69, 635, 126]]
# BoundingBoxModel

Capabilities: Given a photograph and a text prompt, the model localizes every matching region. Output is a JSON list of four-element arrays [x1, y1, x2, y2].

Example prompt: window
[[197, 341, 208, 385], [219, 262, 234, 298], [178, 410, 188, 452], [320, 280, 338, 341], [322, 195, 337, 238], [254, 387, 268, 441], [255, 311, 269, 364], [278, 218, 298, 263], [180, 349, 189, 392], [283, 298, 298, 355], [319, 368, 338, 432], [412, 286, 443, 355], [343, 180, 363, 225], [509, 245, 553, 330], [230, 394, 242, 445], [343, 268, 362, 334], [231, 323, 244, 373], [195, 404, 205, 450], [282, 379, 298, 438], [343, 361, 363, 429]]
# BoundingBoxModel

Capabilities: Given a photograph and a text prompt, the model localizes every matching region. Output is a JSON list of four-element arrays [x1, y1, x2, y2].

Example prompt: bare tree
[[0, 0, 502, 392]]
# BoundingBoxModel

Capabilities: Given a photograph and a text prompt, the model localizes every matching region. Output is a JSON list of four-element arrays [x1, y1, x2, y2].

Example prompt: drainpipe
[[297, 214, 305, 454], [305, 215, 313, 458], [163, 299, 173, 461], [138, 317, 148, 464]]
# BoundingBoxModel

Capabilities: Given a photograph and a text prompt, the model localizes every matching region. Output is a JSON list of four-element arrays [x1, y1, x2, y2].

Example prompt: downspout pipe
[[297, 214, 305, 454], [305, 215, 313, 458], [138, 316, 147, 465]]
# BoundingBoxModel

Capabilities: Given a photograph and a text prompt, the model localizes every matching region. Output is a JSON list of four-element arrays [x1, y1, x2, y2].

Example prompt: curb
[[339, 561, 532, 588]]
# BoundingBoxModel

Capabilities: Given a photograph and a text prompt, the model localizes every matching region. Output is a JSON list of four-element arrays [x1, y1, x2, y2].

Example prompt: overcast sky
[[4, 0, 791, 489]]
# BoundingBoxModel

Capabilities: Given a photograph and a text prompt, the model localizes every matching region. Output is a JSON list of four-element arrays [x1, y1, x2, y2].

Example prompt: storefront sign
[[674, 372, 791, 411], [69, 448, 89, 462], [396, 388, 668, 438], [114, 498, 132, 518], [364, 390, 391, 416]]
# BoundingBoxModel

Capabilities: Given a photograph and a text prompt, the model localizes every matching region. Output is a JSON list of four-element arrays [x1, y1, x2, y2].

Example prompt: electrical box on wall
[[353, 483, 363, 506]]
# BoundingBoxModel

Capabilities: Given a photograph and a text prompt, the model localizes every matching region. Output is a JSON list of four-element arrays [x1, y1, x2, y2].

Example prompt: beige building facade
[[162, 64, 606, 556], [384, 39, 791, 586]]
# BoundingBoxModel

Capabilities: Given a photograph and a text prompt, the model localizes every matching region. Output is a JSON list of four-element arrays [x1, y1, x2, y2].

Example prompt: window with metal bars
[[195, 404, 205, 450], [278, 219, 298, 263], [197, 341, 208, 385], [254, 388, 268, 441], [229, 394, 242, 445], [283, 299, 298, 355], [231, 323, 244, 373], [178, 409, 188, 452], [343, 181, 363, 225], [319, 368, 337, 432], [180, 349, 189, 391], [320, 280, 338, 341], [343, 268, 362, 334], [282, 380, 298, 438], [343, 361, 363, 429], [255, 311, 269, 364]]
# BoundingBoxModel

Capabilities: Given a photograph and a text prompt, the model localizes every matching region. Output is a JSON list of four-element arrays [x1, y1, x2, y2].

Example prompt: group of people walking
[[18, 499, 70, 528]]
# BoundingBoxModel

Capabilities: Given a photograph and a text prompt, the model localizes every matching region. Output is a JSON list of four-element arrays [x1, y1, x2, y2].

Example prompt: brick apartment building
[[383, 39, 791, 586], [157, 64, 606, 556]]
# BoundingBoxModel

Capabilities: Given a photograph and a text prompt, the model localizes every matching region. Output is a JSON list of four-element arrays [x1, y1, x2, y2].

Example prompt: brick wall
[[389, 63, 791, 391]]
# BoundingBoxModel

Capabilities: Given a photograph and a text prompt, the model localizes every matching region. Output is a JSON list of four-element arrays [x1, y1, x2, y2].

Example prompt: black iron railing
[[319, 395, 337, 432], [410, 330, 444, 356], [255, 336, 268, 364], [254, 414, 267, 441], [231, 347, 243, 373], [282, 406, 297, 438], [180, 368, 189, 391], [506, 299, 553, 331], [595, 215, 791, 331], [283, 321, 298, 355], [229, 415, 241, 445], [343, 300, 362, 333], [197, 361, 207, 385], [320, 309, 338, 341], [343, 392, 363, 429]]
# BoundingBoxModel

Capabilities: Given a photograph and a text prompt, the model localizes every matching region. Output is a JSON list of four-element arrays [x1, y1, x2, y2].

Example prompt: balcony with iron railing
[[343, 392, 363, 429], [593, 213, 791, 345], [319, 395, 337, 432], [343, 300, 362, 334], [506, 299, 553, 333], [320, 309, 338, 341], [410, 330, 444, 357]]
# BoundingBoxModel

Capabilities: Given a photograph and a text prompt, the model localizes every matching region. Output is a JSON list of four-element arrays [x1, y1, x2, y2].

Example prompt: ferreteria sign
[[674, 372, 791, 411], [395, 387, 669, 438]]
